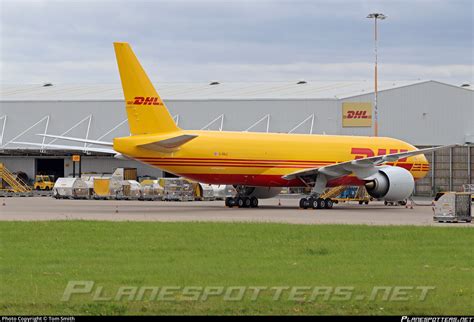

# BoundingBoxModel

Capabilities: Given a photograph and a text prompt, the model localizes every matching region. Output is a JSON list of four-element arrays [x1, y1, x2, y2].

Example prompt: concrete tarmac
[[0, 196, 472, 227]]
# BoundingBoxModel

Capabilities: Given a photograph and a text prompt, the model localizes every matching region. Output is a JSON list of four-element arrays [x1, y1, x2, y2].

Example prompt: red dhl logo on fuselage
[[127, 96, 162, 106], [344, 110, 371, 119], [352, 148, 409, 162]]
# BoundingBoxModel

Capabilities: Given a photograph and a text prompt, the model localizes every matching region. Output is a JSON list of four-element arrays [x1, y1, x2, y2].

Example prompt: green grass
[[0, 221, 473, 315]]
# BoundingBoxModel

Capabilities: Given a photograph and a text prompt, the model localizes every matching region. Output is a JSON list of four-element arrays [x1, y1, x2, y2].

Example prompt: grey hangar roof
[[1, 80, 458, 101]]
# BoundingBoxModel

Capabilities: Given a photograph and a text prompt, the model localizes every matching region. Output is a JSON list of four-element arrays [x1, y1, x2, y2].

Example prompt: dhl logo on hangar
[[127, 96, 163, 106], [342, 102, 372, 127], [345, 110, 371, 119]]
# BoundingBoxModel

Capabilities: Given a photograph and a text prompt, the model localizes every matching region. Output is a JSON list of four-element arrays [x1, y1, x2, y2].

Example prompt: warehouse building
[[1, 80, 472, 195]]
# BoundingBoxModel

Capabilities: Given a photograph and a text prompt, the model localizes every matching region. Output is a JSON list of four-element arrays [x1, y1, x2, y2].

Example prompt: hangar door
[[36, 158, 64, 181]]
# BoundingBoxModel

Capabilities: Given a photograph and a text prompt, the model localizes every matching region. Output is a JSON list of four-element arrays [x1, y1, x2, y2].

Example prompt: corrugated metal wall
[[0, 99, 338, 147], [415, 145, 473, 196], [1, 81, 472, 195]]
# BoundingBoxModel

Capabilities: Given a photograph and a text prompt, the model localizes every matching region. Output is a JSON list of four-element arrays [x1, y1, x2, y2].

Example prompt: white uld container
[[53, 177, 89, 199], [433, 192, 472, 223], [127, 180, 142, 199]]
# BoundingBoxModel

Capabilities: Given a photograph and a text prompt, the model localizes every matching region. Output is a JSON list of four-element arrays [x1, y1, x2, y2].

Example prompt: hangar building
[[1, 80, 472, 195]]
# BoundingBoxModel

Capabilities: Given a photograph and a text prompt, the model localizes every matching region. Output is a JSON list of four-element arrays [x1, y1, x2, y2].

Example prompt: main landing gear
[[299, 197, 334, 209], [225, 196, 259, 208]]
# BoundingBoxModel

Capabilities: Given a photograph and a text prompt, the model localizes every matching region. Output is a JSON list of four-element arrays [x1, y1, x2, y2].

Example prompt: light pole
[[367, 12, 386, 137]]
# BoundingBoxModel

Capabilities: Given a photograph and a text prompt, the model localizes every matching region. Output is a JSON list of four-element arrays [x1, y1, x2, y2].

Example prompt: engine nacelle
[[236, 186, 282, 199], [364, 166, 414, 201]]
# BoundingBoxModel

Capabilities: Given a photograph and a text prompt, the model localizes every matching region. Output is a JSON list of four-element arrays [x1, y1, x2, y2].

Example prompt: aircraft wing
[[11, 141, 116, 154], [282, 144, 458, 181], [36, 134, 113, 146]]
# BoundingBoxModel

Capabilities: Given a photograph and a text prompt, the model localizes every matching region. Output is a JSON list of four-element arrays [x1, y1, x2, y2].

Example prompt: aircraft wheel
[[237, 197, 245, 208], [325, 198, 333, 209], [250, 197, 258, 208], [225, 197, 234, 208], [308, 197, 317, 209], [299, 198, 308, 209], [359, 200, 363, 205], [244, 197, 251, 208], [316, 198, 326, 209]]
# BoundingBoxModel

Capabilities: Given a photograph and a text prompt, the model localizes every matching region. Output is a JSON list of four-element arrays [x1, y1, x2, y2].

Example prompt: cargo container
[[53, 178, 89, 199], [93, 178, 110, 199]]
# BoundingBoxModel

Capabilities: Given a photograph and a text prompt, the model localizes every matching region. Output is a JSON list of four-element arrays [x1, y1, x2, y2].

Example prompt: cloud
[[0, 0, 472, 84]]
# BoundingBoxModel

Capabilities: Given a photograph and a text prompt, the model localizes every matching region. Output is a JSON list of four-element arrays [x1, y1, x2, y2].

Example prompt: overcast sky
[[0, 0, 472, 85]]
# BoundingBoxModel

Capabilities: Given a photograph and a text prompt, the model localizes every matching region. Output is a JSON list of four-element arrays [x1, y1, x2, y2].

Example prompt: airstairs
[[0, 163, 32, 193]]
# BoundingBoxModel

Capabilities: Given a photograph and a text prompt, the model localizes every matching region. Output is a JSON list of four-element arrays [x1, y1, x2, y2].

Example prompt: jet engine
[[364, 166, 414, 201], [235, 186, 282, 199]]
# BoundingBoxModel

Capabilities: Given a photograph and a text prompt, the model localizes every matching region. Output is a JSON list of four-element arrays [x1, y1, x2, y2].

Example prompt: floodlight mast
[[367, 12, 386, 137]]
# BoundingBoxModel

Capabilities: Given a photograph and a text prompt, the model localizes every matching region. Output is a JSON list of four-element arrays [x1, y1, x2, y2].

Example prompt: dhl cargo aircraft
[[16, 42, 456, 209]]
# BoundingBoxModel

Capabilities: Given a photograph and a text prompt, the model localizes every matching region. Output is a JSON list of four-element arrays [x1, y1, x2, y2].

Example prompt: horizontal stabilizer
[[138, 134, 198, 151], [11, 141, 116, 154], [36, 134, 113, 146]]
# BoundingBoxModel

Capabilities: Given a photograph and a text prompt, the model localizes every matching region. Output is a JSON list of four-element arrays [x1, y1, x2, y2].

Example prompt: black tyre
[[359, 200, 363, 205], [250, 197, 258, 208], [229, 198, 237, 207], [237, 197, 245, 208], [244, 197, 251, 208], [325, 198, 333, 209], [316, 198, 326, 209], [308, 198, 317, 209], [299, 198, 308, 209], [225, 197, 233, 207]]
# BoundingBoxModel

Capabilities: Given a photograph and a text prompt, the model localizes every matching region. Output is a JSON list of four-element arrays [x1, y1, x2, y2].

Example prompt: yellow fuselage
[[114, 131, 430, 187]]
